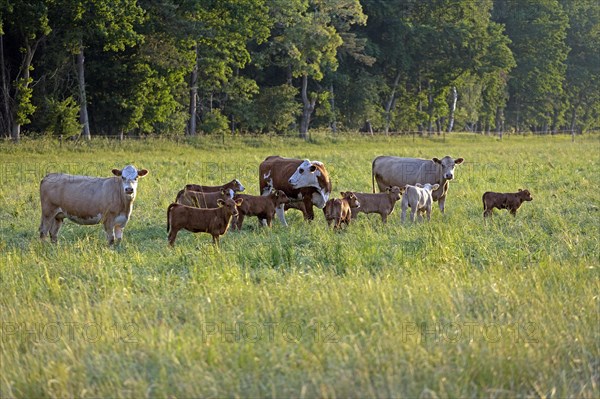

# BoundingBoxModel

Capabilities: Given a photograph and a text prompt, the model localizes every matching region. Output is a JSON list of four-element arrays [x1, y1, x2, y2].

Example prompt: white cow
[[372, 155, 464, 213], [401, 183, 440, 222], [39, 165, 148, 244]]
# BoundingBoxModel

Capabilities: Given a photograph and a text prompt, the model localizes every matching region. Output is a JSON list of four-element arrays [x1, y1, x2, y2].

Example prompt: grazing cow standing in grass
[[175, 187, 233, 208], [372, 155, 464, 214], [483, 189, 533, 219], [323, 192, 361, 229], [259, 156, 332, 226], [167, 198, 243, 246], [39, 165, 149, 244], [232, 190, 290, 229], [184, 179, 245, 194], [351, 186, 404, 223], [401, 183, 440, 223]]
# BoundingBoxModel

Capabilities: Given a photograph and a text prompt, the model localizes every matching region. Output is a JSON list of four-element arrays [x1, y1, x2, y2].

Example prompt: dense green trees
[[1, 0, 598, 140]]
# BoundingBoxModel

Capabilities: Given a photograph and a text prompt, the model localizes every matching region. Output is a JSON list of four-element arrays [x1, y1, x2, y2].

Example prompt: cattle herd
[[38, 155, 533, 246]]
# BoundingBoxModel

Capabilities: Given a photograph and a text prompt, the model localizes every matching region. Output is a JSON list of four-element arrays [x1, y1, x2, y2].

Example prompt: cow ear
[[454, 158, 464, 165], [432, 158, 441, 164], [137, 169, 149, 177], [415, 183, 423, 188], [112, 169, 122, 176], [217, 199, 225, 207], [518, 188, 523, 192], [273, 190, 279, 197], [235, 198, 243, 206], [432, 184, 440, 191]]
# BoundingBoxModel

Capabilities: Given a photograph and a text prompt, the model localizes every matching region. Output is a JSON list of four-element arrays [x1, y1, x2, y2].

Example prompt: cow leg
[[235, 214, 245, 230], [103, 220, 115, 245], [303, 197, 315, 220], [39, 216, 53, 240], [212, 235, 220, 246], [275, 204, 288, 227], [49, 217, 63, 243], [410, 208, 417, 223], [401, 207, 407, 223], [168, 228, 179, 246], [114, 225, 124, 243], [438, 196, 446, 213], [381, 213, 387, 224], [510, 209, 517, 217]]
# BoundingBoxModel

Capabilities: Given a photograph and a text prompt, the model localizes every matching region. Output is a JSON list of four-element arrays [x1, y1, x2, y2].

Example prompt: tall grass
[[1, 133, 598, 397]]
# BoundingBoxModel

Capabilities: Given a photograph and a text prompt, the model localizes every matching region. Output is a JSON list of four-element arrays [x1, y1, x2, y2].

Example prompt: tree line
[[1, 0, 598, 141]]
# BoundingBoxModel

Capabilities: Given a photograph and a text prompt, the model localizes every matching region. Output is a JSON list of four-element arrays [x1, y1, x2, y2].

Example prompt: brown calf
[[175, 187, 232, 208], [323, 192, 361, 229], [233, 190, 290, 229], [167, 198, 243, 246], [351, 186, 404, 223], [185, 179, 245, 194], [483, 189, 533, 218]]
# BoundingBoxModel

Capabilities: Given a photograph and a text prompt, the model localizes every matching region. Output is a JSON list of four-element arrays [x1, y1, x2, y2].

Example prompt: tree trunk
[[299, 74, 315, 140], [330, 84, 336, 134], [569, 104, 577, 142], [447, 86, 457, 133], [495, 106, 504, 139], [11, 41, 37, 142], [77, 42, 91, 140], [187, 43, 199, 136], [427, 81, 433, 137], [0, 34, 11, 138], [384, 72, 402, 135]]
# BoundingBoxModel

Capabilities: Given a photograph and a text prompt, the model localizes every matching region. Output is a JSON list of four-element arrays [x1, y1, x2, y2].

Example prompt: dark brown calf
[[323, 192, 361, 229], [233, 190, 290, 229], [175, 188, 231, 208], [483, 189, 533, 218], [185, 179, 245, 194], [351, 186, 404, 223], [167, 198, 243, 246]]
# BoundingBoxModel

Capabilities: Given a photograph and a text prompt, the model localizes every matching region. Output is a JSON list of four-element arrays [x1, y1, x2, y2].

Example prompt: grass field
[[1, 133, 598, 398]]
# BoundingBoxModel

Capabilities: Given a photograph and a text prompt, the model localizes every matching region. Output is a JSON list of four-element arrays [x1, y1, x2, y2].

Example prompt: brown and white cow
[[167, 198, 243, 246], [400, 183, 440, 223], [175, 187, 233, 208], [351, 186, 404, 223], [483, 189, 533, 219], [184, 179, 245, 194], [372, 155, 464, 213], [232, 190, 290, 229], [323, 192, 361, 229], [258, 156, 332, 226], [39, 165, 149, 244]]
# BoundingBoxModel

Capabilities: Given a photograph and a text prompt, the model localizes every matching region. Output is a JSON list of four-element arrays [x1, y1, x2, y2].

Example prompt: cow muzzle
[[125, 188, 134, 195], [444, 174, 454, 180]]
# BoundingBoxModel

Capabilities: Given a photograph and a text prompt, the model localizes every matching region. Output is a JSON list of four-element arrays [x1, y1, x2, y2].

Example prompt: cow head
[[385, 185, 404, 201], [518, 189, 533, 202], [432, 156, 464, 180], [288, 159, 331, 208], [217, 198, 243, 217], [416, 183, 440, 192], [232, 179, 245, 192], [341, 192, 360, 209], [112, 165, 148, 200], [270, 189, 290, 206], [221, 188, 235, 199]]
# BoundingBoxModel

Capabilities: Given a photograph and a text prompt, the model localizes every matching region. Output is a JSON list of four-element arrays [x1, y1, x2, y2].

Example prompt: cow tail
[[371, 158, 377, 193], [167, 203, 176, 233]]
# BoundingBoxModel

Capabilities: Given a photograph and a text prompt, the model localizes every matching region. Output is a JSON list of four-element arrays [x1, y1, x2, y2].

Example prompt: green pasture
[[1, 133, 598, 397]]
